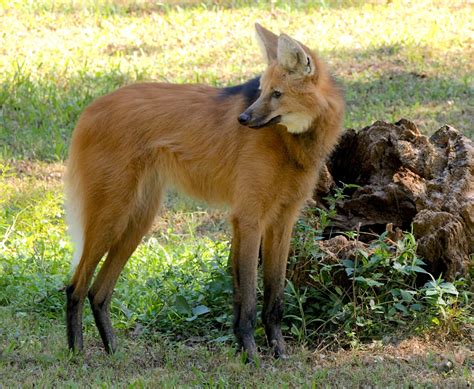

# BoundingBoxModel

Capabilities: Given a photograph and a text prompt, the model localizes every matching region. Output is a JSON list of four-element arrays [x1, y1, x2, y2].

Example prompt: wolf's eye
[[272, 90, 282, 99]]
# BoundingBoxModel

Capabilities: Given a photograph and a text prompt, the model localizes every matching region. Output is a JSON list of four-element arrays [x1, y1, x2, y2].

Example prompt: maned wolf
[[65, 23, 344, 360]]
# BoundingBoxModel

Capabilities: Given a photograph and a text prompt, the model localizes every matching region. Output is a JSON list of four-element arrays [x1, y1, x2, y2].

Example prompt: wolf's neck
[[278, 125, 322, 171]]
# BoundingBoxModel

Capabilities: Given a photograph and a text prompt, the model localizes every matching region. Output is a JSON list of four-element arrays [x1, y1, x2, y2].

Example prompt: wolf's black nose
[[238, 112, 251, 125]]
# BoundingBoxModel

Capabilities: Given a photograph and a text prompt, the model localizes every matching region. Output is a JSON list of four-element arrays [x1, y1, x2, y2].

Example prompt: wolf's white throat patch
[[279, 113, 313, 134]]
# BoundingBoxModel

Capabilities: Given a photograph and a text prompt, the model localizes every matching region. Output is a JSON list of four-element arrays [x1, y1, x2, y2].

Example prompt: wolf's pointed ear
[[255, 23, 278, 63], [277, 34, 314, 77]]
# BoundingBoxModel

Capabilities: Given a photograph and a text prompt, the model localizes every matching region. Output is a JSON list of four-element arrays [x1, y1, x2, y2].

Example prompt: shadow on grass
[[328, 44, 473, 137], [1, 44, 471, 162], [344, 71, 472, 137]]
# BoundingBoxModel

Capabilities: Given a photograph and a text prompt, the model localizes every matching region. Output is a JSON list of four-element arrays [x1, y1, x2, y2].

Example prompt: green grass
[[1, 176, 472, 386], [1, 0, 473, 386], [1, 311, 471, 387], [0, 0, 472, 160]]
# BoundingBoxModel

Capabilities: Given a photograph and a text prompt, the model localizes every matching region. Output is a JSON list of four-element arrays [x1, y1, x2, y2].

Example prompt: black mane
[[219, 76, 261, 108]]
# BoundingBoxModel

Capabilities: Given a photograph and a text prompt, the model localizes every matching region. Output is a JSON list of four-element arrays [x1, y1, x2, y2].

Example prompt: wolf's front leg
[[230, 216, 262, 361], [262, 206, 300, 358]]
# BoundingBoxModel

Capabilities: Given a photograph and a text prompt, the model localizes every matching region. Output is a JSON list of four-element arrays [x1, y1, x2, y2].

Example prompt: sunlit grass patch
[[1, 0, 472, 160], [1, 308, 471, 387]]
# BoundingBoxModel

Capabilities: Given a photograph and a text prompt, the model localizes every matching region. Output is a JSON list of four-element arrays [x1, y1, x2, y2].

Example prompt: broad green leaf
[[192, 305, 210, 316], [440, 282, 458, 295], [393, 262, 406, 273], [354, 276, 383, 287], [405, 265, 429, 274], [173, 295, 191, 315], [394, 303, 408, 315], [341, 259, 354, 269], [366, 279, 384, 287], [400, 289, 415, 302]]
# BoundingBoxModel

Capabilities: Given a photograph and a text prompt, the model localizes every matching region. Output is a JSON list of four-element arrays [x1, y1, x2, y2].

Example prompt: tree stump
[[315, 119, 473, 279]]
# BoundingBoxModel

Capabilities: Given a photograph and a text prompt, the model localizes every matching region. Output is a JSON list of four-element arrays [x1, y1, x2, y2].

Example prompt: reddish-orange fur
[[65, 24, 344, 359]]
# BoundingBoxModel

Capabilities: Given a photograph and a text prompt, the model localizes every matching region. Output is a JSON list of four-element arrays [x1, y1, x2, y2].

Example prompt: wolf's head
[[238, 23, 329, 134]]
